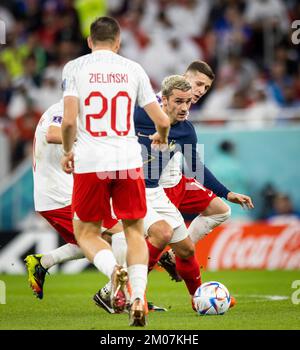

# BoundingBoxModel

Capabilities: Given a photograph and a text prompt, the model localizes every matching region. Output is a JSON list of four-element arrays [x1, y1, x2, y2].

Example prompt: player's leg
[[146, 216, 181, 282], [112, 168, 148, 326], [188, 197, 231, 244], [159, 178, 230, 280], [111, 231, 127, 264], [102, 220, 127, 266], [73, 219, 128, 313], [145, 188, 183, 280], [167, 179, 235, 307], [146, 220, 173, 271], [168, 225, 201, 310], [73, 172, 128, 313], [176, 177, 231, 242], [122, 218, 148, 298], [144, 188, 201, 303], [73, 220, 115, 273], [24, 205, 84, 299], [94, 220, 128, 314], [143, 188, 179, 271], [96, 219, 167, 314], [37, 205, 85, 267]]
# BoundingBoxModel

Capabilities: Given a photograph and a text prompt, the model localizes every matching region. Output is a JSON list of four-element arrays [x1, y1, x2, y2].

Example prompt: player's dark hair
[[90, 17, 120, 44], [186, 61, 215, 81]]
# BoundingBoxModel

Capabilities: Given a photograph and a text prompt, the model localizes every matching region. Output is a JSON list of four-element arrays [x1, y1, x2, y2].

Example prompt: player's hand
[[149, 132, 169, 152], [227, 192, 254, 209], [61, 151, 74, 174]]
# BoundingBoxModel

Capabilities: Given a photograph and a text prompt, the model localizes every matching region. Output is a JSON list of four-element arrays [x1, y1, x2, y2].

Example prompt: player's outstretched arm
[[227, 192, 254, 209]]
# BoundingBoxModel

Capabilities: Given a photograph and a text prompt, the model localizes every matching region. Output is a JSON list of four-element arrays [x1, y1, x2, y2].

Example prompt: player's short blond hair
[[161, 75, 191, 98]]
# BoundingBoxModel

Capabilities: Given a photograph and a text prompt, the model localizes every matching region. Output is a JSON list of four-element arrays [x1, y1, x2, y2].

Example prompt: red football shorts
[[39, 205, 119, 244], [39, 205, 77, 245], [72, 167, 146, 222], [163, 176, 216, 214]]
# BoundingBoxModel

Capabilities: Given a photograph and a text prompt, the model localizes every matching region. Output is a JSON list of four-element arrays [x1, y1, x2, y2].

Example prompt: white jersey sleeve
[[62, 60, 79, 98], [33, 101, 73, 211], [136, 64, 157, 108]]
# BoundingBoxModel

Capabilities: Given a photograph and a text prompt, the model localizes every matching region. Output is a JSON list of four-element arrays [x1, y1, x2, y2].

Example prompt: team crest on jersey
[[53, 116, 62, 124], [156, 93, 162, 105]]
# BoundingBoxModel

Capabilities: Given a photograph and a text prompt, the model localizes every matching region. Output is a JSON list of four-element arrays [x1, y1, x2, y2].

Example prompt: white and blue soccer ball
[[193, 281, 231, 316]]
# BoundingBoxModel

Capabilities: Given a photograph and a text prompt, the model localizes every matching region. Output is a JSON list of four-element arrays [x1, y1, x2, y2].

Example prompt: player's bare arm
[[46, 125, 77, 145], [62, 96, 78, 152], [227, 192, 254, 209], [46, 125, 62, 144], [61, 96, 78, 174]]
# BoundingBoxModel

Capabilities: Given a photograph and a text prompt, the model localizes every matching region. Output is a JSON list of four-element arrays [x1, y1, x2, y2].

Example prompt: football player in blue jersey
[[135, 66, 253, 309]]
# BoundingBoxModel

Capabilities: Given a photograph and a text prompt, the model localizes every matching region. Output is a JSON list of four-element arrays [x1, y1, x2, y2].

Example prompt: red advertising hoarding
[[195, 223, 300, 270]]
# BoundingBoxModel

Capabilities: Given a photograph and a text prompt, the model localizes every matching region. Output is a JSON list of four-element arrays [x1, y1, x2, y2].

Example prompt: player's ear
[[87, 36, 93, 50], [114, 34, 121, 53], [162, 96, 168, 107]]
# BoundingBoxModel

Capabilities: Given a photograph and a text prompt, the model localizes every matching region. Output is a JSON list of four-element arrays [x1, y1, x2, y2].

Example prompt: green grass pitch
[[0, 270, 299, 330]]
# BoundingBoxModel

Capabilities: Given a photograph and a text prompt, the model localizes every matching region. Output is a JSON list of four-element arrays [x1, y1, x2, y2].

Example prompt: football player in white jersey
[[61, 17, 170, 326], [25, 100, 124, 301]]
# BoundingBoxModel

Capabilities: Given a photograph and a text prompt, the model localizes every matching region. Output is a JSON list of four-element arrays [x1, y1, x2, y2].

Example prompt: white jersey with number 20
[[62, 50, 157, 173]]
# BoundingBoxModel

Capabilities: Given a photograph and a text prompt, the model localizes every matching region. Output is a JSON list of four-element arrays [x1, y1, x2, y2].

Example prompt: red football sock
[[146, 239, 163, 271], [175, 255, 201, 295]]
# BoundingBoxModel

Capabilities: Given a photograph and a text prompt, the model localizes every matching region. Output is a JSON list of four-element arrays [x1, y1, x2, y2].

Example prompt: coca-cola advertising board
[[196, 223, 300, 270]]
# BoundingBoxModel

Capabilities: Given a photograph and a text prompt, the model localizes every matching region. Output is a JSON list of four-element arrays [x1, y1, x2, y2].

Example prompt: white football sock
[[40, 243, 84, 269], [188, 211, 231, 244], [127, 264, 148, 304], [188, 216, 212, 244], [111, 231, 127, 266], [101, 281, 112, 295], [93, 249, 117, 279]]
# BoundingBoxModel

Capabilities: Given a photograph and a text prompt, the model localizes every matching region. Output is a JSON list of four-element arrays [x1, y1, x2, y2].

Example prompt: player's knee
[[221, 207, 231, 222], [160, 227, 173, 244], [148, 222, 173, 248], [205, 207, 231, 230], [215, 207, 231, 225], [172, 240, 195, 259], [74, 225, 98, 243], [178, 247, 195, 259], [219, 203, 231, 217]]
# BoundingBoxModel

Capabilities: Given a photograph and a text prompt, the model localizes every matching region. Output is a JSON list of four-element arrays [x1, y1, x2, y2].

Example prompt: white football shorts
[[144, 186, 188, 244]]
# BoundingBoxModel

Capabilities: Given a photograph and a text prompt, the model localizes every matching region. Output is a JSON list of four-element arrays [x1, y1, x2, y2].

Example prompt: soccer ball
[[193, 281, 231, 316]]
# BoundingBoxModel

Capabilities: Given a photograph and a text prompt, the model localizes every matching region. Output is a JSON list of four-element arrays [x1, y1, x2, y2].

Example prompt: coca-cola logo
[[207, 223, 300, 270]]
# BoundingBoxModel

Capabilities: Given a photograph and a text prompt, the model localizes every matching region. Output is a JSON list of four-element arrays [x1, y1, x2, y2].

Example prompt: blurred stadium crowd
[[0, 0, 299, 168]]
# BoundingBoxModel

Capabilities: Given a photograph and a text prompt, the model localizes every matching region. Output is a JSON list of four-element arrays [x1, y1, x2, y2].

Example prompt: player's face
[[163, 88, 192, 124], [185, 71, 213, 103]]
